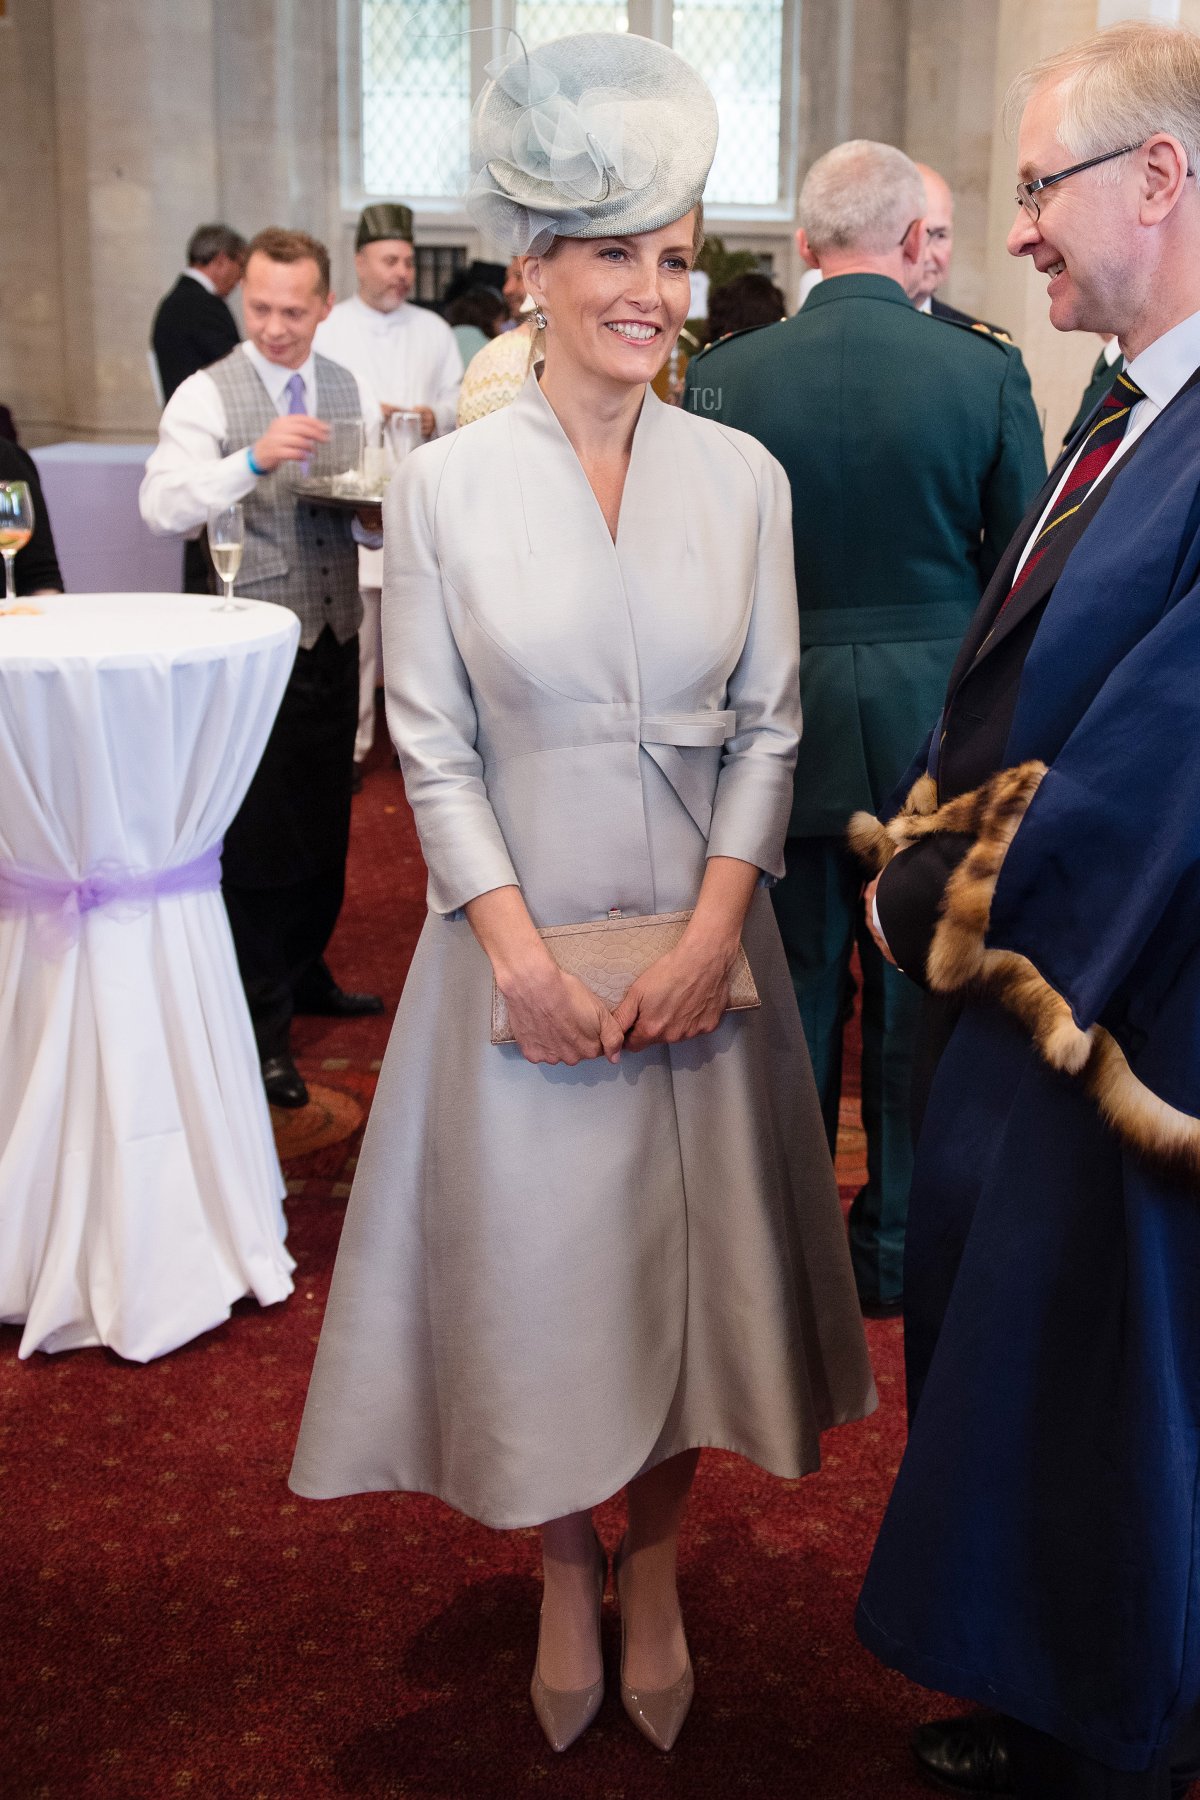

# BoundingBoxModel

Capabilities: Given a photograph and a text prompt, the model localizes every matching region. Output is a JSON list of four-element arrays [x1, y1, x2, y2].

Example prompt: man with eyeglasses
[[908, 162, 1013, 344], [855, 21, 1200, 1800]]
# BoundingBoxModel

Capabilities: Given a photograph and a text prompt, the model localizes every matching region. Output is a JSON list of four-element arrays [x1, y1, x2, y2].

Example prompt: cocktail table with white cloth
[[0, 593, 300, 1361]]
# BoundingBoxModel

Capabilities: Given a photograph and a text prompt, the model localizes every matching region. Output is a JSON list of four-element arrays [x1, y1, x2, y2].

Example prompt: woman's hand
[[612, 938, 734, 1052], [501, 961, 625, 1066], [613, 855, 761, 1052]]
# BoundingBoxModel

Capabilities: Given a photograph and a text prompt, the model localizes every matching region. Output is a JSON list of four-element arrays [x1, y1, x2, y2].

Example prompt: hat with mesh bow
[[466, 31, 718, 255]]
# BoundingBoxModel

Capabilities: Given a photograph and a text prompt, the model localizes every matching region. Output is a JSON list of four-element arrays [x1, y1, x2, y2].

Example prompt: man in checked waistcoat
[[141, 227, 384, 1110], [684, 139, 1045, 1316]]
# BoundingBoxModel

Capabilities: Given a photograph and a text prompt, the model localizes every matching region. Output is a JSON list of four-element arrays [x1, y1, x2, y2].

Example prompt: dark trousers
[[182, 535, 215, 595], [223, 870, 346, 1061], [1008, 1709, 1200, 1798], [771, 834, 922, 1305], [222, 627, 359, 1062]]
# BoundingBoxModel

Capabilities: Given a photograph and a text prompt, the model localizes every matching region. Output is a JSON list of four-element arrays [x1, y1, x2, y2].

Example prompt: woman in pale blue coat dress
[[290, 30, 875, 1757]]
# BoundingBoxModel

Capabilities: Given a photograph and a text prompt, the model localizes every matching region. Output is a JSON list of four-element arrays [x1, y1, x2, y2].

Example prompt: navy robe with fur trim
[[856, 375, 1200, 1771]]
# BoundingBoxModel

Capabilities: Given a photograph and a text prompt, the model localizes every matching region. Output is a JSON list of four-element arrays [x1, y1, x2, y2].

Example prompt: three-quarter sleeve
[[705, 446, 801, 878], [381, 445, 521, 915]]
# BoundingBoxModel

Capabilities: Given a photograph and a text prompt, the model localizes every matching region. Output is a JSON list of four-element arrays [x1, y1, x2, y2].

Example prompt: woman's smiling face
[[523, 213, 697, 390]]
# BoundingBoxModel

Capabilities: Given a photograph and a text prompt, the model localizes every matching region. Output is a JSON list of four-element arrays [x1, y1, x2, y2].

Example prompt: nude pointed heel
[[530, 1537, 607, 1753], [614, 1539, 694, 1753]]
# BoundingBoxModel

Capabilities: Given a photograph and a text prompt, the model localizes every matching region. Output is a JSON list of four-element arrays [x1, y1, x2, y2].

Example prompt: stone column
[[0, 1, 67, 443], [49, 0, 221, 440], [782, 0, 910, 304], [30, 0, 342, 442], [213, 0, 341, 271], [903, 0, 1001, 325], [799, 0, 909, 162]]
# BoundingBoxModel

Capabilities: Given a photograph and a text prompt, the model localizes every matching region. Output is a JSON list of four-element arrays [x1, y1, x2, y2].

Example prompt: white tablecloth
[[30, 443, 184, 593], [0, 593, 300, 1360]]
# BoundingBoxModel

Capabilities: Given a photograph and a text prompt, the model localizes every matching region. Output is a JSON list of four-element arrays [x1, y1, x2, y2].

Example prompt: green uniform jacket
[[683, 273, 1046, 836]]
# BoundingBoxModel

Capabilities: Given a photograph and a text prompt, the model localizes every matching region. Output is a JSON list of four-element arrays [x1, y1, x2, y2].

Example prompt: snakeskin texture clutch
[[490, 909, 760, 1046]]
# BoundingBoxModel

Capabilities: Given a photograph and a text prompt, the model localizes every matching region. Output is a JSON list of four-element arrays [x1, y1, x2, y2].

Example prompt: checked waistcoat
[[208, 349, 363, 649]]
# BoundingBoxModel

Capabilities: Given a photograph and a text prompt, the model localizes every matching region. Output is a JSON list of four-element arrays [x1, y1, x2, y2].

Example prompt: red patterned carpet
[[1, 728, 948, 1800]]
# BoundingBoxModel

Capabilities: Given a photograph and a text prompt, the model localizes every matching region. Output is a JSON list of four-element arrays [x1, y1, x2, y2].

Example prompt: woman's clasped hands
[[502, 962, 626, 1067], [502, 939, 735, 1067]]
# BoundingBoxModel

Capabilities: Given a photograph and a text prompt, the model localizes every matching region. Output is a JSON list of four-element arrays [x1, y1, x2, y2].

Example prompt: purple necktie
[[285, 371, 309, 474]]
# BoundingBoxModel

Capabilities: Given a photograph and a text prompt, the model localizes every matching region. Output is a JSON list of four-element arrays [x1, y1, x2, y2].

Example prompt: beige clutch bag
[[490, 908, 760, 1046]]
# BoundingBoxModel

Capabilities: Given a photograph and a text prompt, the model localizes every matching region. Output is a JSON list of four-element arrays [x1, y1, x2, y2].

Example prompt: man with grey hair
[[152, 223, 248, 594], [855, 21, 1200, 1798], [907, 161, 1013, 341], [683, 140, 1043, 1322], [152, 223, 247, 404]]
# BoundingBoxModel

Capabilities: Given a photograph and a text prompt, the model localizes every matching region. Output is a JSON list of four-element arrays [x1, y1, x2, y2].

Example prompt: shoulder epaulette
[[931, 312, 1016, 353], [687, 317, 785, 366]]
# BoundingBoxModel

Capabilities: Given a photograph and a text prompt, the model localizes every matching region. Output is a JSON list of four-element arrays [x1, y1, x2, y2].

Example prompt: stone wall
[[3, 0, 1195, 445], [1, 0, 342, 444]]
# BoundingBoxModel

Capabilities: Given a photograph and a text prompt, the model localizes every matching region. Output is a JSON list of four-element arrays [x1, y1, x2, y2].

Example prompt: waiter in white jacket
[[315, 204, 463, 776]]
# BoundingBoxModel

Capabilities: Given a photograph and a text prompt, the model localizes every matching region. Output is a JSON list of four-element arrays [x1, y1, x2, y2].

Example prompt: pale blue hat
[[467, 31, 718, 255]]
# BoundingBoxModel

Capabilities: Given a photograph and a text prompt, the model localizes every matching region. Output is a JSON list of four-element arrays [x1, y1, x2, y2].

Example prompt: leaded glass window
[[361, 0, 471, 198], [513, 3, 629, 37], [671, 0, 785, 206]]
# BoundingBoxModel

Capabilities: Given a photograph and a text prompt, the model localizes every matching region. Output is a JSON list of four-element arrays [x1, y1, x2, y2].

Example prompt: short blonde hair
[[1005, 21, 1200, 181], [799, 141, 926, 255], [245, 227, 331, 298]]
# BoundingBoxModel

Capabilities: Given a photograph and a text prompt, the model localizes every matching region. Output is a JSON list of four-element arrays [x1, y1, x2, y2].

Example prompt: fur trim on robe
[[848, 765, 1200, 1190]]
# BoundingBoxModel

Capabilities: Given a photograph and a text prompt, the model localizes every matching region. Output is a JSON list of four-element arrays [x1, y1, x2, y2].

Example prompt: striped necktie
[[1004, 369, 1146, 607]]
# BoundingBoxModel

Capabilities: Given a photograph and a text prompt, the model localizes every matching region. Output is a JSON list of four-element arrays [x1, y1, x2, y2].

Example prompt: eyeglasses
[[1014, 141, 1144, 221]]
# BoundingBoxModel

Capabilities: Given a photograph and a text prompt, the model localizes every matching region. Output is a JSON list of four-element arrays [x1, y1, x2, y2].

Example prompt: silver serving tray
[[295, 478, 386, 512]]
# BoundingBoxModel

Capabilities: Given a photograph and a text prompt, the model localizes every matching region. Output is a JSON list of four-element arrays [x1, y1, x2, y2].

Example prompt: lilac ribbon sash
[[0, 842, 223, 954]]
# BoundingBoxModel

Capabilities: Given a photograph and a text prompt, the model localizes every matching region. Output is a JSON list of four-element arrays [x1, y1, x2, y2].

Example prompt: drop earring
[[533, 306, 548, 330]]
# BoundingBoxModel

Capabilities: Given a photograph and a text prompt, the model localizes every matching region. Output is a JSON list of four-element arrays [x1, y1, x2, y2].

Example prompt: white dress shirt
[[182, 266, 218, 296], [1012, 304, 1200, 582], [314, 296, 463, 588], [139, 340, 379, 540], [314, 295, 462, 436]]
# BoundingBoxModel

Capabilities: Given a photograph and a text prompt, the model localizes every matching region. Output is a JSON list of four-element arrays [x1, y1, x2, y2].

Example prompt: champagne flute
[[207, 502, 246, 612], [0, 480, 35, 605]]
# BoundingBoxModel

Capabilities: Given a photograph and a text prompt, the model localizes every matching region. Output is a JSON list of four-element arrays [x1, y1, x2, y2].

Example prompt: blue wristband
[[246, 446, 268, 477]]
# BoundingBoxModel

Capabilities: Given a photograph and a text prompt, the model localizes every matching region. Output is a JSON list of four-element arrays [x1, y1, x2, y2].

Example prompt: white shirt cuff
[[872, 891, 890, 955]]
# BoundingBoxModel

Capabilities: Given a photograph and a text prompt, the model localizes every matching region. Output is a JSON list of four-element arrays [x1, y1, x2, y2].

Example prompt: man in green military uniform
[[685, 139, 1046, 1314]]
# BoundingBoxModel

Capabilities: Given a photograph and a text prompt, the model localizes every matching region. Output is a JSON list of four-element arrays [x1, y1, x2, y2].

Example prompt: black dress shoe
[[912, 1715, 1014, 1795], [293, 984, 384, 1019], [261, 1053, 309, 1110]]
